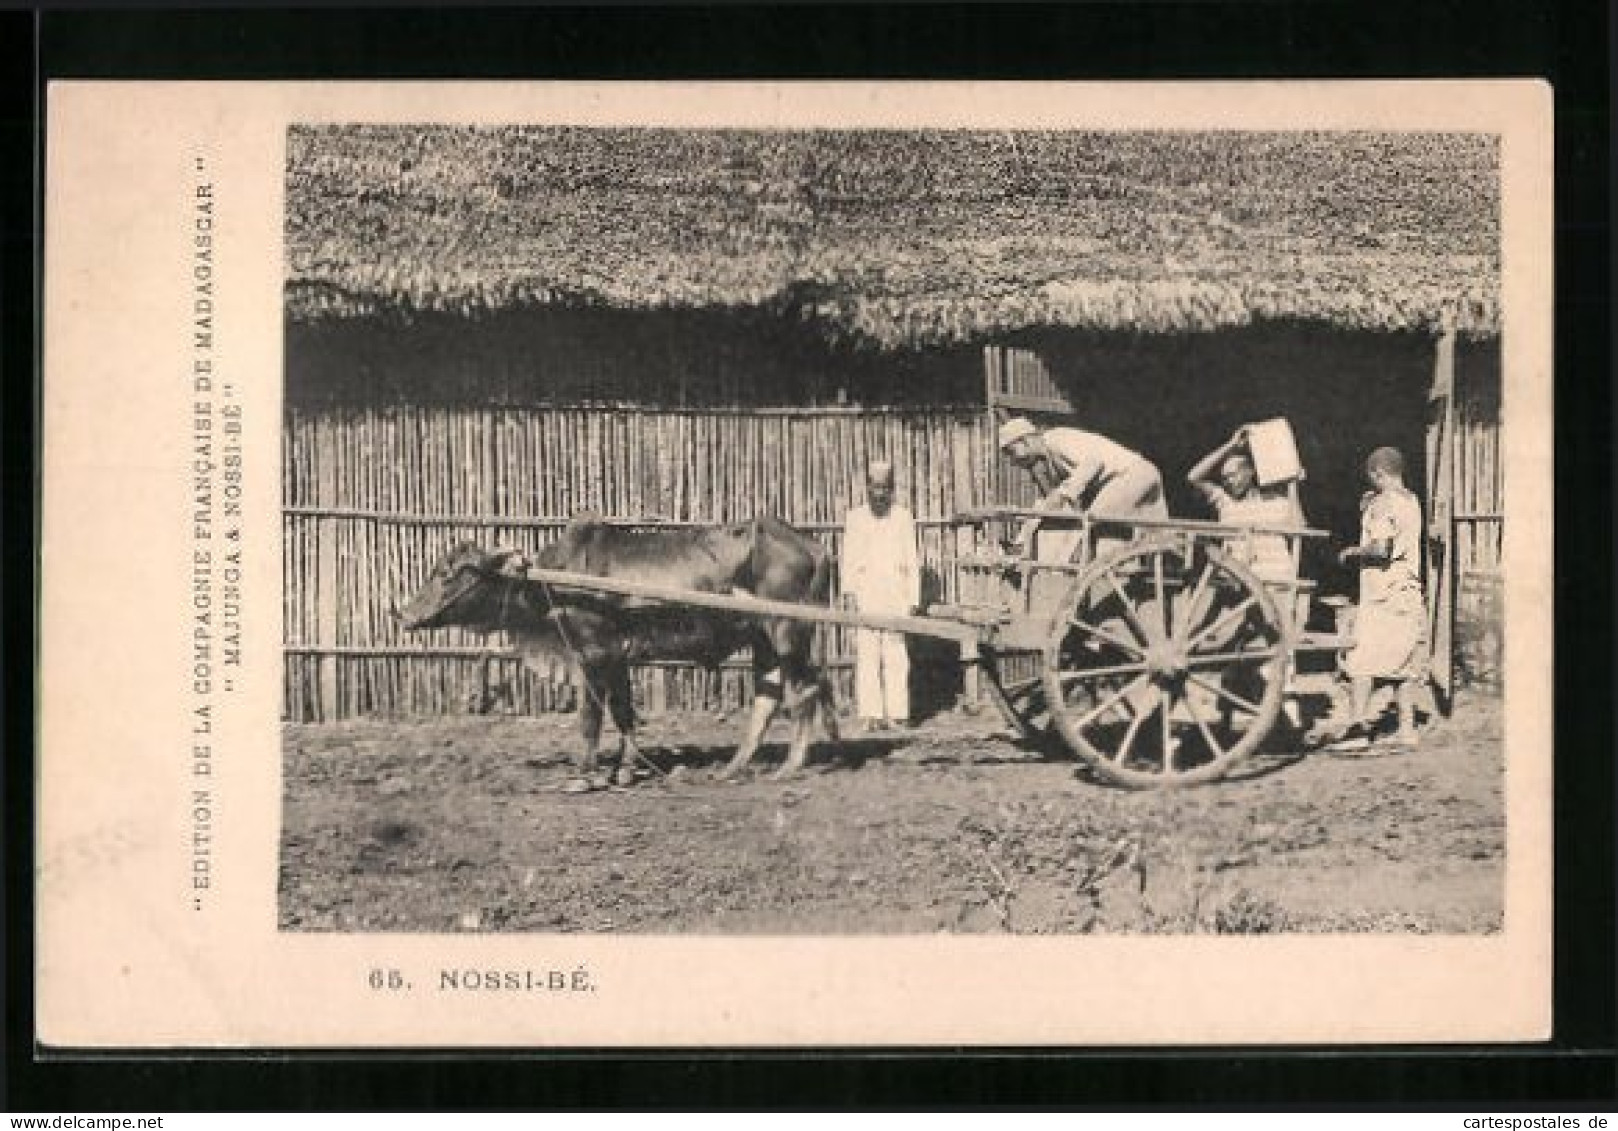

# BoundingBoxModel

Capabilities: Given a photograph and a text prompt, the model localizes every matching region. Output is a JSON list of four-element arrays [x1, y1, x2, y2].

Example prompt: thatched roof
[[286, 126, 1499, 346]]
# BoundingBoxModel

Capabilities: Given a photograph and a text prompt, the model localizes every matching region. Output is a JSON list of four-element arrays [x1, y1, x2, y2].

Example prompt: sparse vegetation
[[1212, 888, 1292, 934], [280, 698, 1505, 935]]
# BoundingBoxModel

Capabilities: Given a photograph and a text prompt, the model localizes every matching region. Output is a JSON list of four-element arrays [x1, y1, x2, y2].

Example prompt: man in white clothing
[[841, 461, 920, 730], [999, 417, 1168, 526], [1330, 445, 1429, 752], [999, 416, 1168, 566]]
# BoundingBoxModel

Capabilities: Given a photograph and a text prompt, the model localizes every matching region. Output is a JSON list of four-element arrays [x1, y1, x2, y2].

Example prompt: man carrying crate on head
[[1187, 421, 1308, 583], [1188, 419, 1311, 731]]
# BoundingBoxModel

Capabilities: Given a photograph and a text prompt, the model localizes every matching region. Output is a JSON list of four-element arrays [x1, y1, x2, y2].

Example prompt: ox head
[[396, 542, 532, 632]]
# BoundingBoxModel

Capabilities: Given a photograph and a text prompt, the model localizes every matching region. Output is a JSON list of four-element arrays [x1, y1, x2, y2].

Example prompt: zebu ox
[[396, 515, 839, 790]]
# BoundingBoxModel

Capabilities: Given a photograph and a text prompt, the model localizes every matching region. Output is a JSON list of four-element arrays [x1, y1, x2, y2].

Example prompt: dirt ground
[[279, 693, 1503, 935]]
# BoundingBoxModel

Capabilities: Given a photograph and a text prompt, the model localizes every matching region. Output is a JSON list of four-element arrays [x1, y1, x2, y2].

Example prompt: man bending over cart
[[997, 417, 1167, 560], [996, 418, 1172, 700]]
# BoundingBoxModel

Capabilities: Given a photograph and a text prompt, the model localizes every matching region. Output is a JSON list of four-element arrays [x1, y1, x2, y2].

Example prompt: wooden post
[[960, 637, 982, 707], [1425, 317, 1457, 711], [979, 345, 1002, 710], [317, 516, 339, 720]]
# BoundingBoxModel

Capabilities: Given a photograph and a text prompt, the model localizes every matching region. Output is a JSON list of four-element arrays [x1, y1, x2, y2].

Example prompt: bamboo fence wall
[[1453, 373, 1504, 687], [281, 346, 1506, 717], [283, 405, 1007, 721], [1454, 379, 1503, 574]]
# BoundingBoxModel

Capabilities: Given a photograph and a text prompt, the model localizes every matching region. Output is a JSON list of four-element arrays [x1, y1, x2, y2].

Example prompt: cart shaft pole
[[522, 566, 985, 644]]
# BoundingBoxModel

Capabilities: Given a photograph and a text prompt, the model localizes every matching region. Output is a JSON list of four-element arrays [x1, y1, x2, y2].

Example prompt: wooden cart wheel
[[1041, 539, 1289, 787], [981, 651, 1053, 743]]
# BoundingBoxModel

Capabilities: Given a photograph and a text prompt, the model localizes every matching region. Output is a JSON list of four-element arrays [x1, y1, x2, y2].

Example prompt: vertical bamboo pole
[[315, 411, 339, 719]]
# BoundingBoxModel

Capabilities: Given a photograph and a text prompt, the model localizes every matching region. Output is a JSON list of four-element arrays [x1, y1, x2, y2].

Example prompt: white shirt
[[842, 503, 920, 614], [1359, 485, 1424, 605], [1207, 487, 1299, 581], [1041, 427, 1153, 506]]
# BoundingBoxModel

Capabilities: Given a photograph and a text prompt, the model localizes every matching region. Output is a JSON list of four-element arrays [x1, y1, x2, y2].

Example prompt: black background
[[6, 1, 1613, 1110]]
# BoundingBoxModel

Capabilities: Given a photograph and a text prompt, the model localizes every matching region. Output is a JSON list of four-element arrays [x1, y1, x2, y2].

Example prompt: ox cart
[[522, 508, 1352, 789]]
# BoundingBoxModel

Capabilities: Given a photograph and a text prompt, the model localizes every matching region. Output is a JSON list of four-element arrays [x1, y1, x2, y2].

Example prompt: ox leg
[[721, 667, 784, 780], [605, 661, 640, 787], [774, 676, 818, 779], [774, 655, 837, 779], [565, 664, 612, 793]]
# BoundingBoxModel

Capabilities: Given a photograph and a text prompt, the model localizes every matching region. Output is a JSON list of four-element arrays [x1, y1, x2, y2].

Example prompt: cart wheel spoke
[[982, 658, 1050, 741], [1186, 672, 1264, 717], [1115, 701, 1149, 765], [1151, 550, 1169, 639], [1102, 569, 1157, 646], [1069, 616, 1146, 659], [1058, 660, 1149, 685], [1186, 595, 1257, 653], [1184, 648, 1281, 668], [1175, 559, 1216, 640], [1183, 692, 1226, 764], [1074, 674, 1151, 731], [1159, 689, 1175, 773]]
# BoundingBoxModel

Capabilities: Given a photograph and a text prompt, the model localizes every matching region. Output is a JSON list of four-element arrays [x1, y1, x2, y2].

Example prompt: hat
[[998, 417, 1038, 449]]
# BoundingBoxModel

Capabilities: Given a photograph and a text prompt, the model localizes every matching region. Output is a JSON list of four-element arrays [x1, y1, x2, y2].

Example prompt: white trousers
[[854, 628, 910, 722]]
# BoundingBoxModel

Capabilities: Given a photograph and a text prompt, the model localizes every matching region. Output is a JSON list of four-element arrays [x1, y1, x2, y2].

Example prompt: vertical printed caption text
[[189, 155, 246, 912]]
